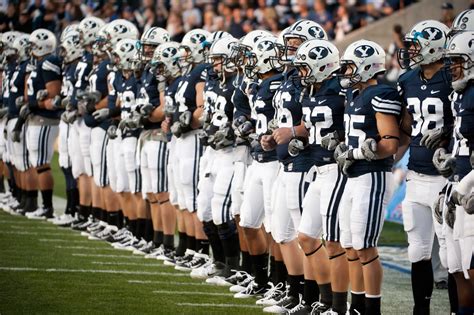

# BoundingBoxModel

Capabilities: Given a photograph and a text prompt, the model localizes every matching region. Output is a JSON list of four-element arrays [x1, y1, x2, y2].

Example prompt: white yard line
[[153, 290, 232, 297], [0, 266, 189, 277], [10, 225, 60, 231], [72, 253, 142, 259], [0, 231, 72, 236], [91, 261, 167, 267], [55, 245, 117, 251], [176, 302, 261, 309], [39, 238, 90, 243], [128, 280, 209, 286]]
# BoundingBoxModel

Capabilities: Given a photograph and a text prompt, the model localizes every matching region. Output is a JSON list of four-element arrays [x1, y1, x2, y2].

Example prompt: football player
[[397, 20, 453, 314], [166, 29, 211, 266], [24, 29, 62, 219], [337, 39, 408, 315], [439, 30, 474, 314], [292, 39, 348, 314]]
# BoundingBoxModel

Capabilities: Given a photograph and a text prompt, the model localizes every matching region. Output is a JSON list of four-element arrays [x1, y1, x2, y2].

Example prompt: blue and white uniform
[[25, 55, 62, 168], [298, 77, 347, 243], [398, 68, 453, 263], [239, 73, 282, 232], [339, 84, 400, 250], [3, 60, 17, 164]]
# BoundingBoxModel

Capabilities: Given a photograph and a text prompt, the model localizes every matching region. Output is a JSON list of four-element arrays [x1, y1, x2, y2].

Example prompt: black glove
[[0, 107, 8, 119]]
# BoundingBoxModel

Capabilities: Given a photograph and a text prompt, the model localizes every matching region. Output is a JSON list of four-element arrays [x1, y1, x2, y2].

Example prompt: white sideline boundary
[[91, 261, 167, 267], [153, 290, 232, 297], [72, 253, 142, 259], [128, 280, 209, 286], [176, 303, 261, 309], [0, 266, 189, 277]]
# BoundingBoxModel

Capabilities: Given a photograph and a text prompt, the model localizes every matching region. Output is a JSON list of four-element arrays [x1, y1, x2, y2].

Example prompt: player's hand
[[432, 148, 456, 178], [65, 110, 78, 124], [236, 121, 254, 138], [36, 89, 48, 102], [61, 111, 69, 124], [260, 134, 276, 151], [0, 108, 8, 119], [334, 143, 353, 175], [11, 130, 21, 142], [170, 121, 183, 137], [19, 105, 31, 120], [288, 138, 305, 157], [420, 127, 451, 150], [92, 108, 110, 122], [433, 191, 445, 225], [15, 96, 25, 109], [321, 130, 343, 151], [178, 110, 192, 127], [272, 127, 292, 145], [445, 195, 457, 229], [124, 115, 143, 129], [50, 95, 63, 110], [139, 103, 154, 117], [107, 125, 117, 139], [359, 138, 378, 161], [461, 192, 474, 215]]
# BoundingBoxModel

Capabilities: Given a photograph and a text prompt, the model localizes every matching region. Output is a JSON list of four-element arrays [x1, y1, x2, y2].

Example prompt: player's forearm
[[376, 139, 399, 159], [149, 105, 165, 123], [191, 107, 203, 129]]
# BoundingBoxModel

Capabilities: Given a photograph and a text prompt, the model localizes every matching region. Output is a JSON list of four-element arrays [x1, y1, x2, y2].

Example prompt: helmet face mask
[[338, 60, 361, 89], [151, 42, 182, 81], [444, 32, 474, 91]]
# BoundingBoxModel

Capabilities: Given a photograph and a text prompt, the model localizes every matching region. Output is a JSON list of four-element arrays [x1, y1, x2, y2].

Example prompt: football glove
[[445, 192, 458, 229], [0, 107, 8, 119], [461, 192, 474, 215], [170, 121, 183, 138], [433, 186, 447, 225], [334, 143, 353, 175], [64, 110, 78, 124], [123, 115, 143, 130], [236, 120, 254, 138], [178, 110, 192, 128], [359, 138, 378, 161], [36, 89, 48, 102], [51, 95, 63, 110], [15, 96, 25, 109], [139, 103, 154, 117], [19, 105, 31, 120], [92, 108, 110, 122], [163, 102, 177, 117], [288, 138, 306, 157], [213, 125, 234, 150], [432, 148, 456, 178], [107, 125, 118, 139], [11, 130, 21, 142], [321, 130, 344, 151], [420, 126, 451, 150]]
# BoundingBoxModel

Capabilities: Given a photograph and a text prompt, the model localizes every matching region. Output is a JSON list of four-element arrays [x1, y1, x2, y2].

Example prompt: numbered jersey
[[119, 75, 140, 137], [302, 77, 345, 167], [2, 61, 16, 107], [175, 63, 208, 117], [165, 77, 182, 118], [205, 74, 236, 148], [72, 52, 93, 108], [26, 55, 62, 119], [344, 84, 402, 177], [8, 61, 27, 118], [248, 73, 283, 162], [398, 67, 453, 175], [273, 71, 313, 172], [108, 70, 122, 110], [232, 76, 252, 146], [450, 90, 472, 180], [138, 68, 161, 130], [61, 62, 78, 98], [85, 59, 110, 130]]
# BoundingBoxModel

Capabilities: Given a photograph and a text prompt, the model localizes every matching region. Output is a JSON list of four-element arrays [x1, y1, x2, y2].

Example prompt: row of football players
[[0, 10, 473, 315]]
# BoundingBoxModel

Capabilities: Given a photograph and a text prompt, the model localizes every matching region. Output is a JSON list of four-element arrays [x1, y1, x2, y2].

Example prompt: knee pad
[[217, 220, 237, 240]]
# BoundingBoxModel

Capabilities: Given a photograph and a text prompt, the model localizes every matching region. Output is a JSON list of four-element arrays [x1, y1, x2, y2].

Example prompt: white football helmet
[[152, 41, 182, 79], [60, 24, 79, 42], [398, 20, 449, 68], [450, 9, 474, 36], [12, 34, 30, 63], [104, 19, 139, 50], [59, 30, 84, 64], [180, 28, 211, 64], [78, 16, 105, 46], [444, 31, 474, 91], [293, 39, 340, 85], [339, 39, 386, 88], [113, 38, 139, 71], [230, 30, 273, 68], [1, 31, 20, 59], [29, 29, 57, 58], [245, 35, 280, 78], [209, 36, 238, 80], [92, 24, 108, 55], [139, 27, 170, 62], [283, 19, 328, 62]]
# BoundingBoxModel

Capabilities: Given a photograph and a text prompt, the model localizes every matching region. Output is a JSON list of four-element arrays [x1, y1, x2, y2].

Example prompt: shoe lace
[[262, 282, 284, 299], [240, 280, 257, 294], [288, 295, 305, 313]]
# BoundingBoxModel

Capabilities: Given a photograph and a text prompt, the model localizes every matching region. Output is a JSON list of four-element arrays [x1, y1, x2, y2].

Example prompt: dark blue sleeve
[[41, 57, 62, 83]]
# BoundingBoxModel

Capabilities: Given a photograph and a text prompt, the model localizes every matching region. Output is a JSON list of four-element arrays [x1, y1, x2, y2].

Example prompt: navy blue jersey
[[302, 77, 346, 167], [8, 61, 27, 118], [85, 59, 111, 130], [119, 74, 140, 138], [205, 75, 236, 149], [232, 76, 252, 118], [61, 62, 78, 98], [138, 68, 161, 130], [175, 64, 208, 116], [107, 70, 122, 110], [449, 90, 471, 180], [249, 73, 283, 162], [165, 77, 182, 118], [72, 51, 93, 108], [2, 61, 16, 107], [398, 67, 454, 175], [26, 55, 62, 119], [455, 85, 474, 150], [273, 72, 314, 172], [344, 84, 402, 177]]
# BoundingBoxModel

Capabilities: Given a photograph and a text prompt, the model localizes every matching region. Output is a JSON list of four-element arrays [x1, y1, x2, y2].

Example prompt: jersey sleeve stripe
[[373, 95, 401, 105], [42, 60, 61, 75], [372, 99, 401, 115]]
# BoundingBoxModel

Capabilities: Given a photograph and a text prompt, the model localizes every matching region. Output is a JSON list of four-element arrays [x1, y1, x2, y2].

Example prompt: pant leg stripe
[[364, 172, 377, 249], [163, 144, 169, 193], [298, 172, 306, 214], [371, 172, 386, 248], [43, 126, 51, 166]]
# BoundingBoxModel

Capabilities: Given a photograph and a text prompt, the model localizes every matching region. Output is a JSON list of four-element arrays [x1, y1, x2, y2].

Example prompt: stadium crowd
[[0, 0, 414, 41]]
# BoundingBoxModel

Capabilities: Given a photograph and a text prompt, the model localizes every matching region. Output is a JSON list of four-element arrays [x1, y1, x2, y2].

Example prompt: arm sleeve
[[42, 58, 62, 83], [371, 87, 402, 116]]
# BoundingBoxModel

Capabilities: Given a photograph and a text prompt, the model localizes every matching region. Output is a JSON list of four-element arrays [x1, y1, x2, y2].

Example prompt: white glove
[[334, 143, 353, 175], [92, 108, 110, 122], [432, 148, 456, 178], [420, 127, 451, 150]]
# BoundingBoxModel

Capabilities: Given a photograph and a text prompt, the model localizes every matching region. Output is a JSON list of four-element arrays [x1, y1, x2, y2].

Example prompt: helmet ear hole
[[364, 64, 371, 71]]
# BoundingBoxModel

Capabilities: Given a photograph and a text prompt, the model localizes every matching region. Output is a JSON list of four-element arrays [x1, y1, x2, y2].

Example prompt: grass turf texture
[[0, 211, 449, 314]]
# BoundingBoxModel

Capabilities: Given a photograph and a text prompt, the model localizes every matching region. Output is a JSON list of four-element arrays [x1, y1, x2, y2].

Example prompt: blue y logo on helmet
[[421, 27, 443, 40], [308, 26, 324, 39], [308, 46, 329, 60], [354, 45, 375, 58]]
